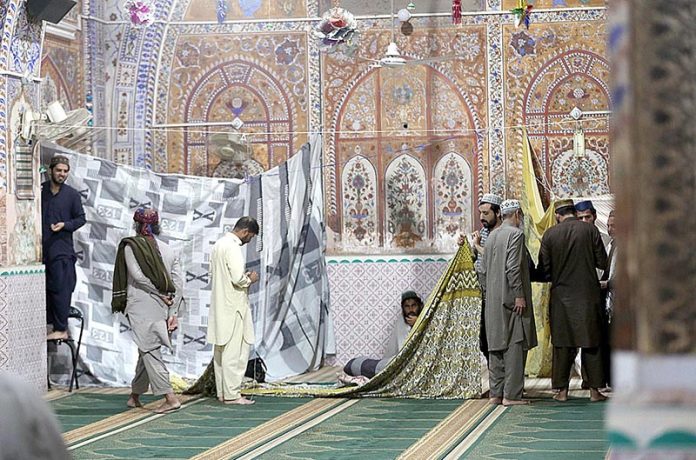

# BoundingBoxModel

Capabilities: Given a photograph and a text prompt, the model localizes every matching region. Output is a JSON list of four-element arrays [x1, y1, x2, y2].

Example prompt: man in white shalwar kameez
[[208, 217, 259, 405]]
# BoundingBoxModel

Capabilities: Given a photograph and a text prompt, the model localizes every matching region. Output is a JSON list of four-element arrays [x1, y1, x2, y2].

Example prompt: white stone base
[[0, 265, 46, 392]]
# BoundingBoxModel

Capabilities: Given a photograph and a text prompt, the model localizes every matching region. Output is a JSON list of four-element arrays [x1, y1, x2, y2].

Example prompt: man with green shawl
[[112, 207, 185, 413]]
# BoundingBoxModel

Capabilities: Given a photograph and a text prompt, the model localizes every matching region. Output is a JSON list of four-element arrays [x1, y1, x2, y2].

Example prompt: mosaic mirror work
[[503, 20, 610, 198], [181, 0, 307, 21], [324, 24, 487, 252], [502, 0, 607, 8], [40, 37, 84, 111], [158, 31, 310, 176]]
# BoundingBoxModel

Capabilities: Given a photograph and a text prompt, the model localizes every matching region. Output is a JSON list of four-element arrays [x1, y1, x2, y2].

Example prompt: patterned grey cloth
[[41, 134, 332, 385]]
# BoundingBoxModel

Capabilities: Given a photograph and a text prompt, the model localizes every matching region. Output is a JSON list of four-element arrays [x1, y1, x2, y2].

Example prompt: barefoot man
[[539, 199, 608, 402], [208, 217, 260, 405], [480, 199, 538, 406], [112, 207, 184, 414]]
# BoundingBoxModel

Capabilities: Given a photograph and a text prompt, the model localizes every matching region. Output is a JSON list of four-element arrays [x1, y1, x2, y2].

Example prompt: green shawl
[[111, 236, 175, 313]]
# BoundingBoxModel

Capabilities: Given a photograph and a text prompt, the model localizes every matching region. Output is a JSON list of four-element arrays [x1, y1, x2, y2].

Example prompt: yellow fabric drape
[[520, 128, 556, 378]]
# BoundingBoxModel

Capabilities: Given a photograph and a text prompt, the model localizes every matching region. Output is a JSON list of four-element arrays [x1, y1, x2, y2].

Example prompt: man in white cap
[[459, 192, 502, 366], [480, 199, 538, 405]]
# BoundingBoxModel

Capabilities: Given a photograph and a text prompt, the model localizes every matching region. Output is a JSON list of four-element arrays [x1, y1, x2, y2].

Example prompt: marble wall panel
[[0, 267, 46, 392], [327, 255, 449, 364]]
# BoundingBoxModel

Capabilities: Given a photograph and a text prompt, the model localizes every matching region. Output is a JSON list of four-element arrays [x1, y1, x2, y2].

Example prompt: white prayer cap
[[479, 193, 502, 206], [500, 199, 521, 213]]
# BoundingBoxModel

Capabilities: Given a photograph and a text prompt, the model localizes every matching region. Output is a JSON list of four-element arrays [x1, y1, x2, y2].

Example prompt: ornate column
[[608, 0, 696, 457]]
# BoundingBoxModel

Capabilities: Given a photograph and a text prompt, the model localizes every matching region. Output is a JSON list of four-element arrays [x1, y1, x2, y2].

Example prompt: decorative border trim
[[0, 265, 45, 276], [327, 255, 451, 264]]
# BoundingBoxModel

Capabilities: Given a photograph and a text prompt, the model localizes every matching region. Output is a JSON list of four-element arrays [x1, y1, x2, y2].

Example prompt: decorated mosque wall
[[97, 1, 609, 257], [41, 35, 84, 113], [0, 1, 49, 390], [503, 19, 610, 199]]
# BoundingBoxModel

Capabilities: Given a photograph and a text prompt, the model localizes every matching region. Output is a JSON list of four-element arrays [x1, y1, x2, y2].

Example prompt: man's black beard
[[481, 219, 496, 229]]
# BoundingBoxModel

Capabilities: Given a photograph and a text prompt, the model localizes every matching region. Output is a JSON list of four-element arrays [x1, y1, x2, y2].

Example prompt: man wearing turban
[[112, 207, 185, 413]]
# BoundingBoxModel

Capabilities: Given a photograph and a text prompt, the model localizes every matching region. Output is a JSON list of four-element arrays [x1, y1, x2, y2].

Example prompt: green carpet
[[70, 397, 311, 459], [51, 393, 157, 433], [461, 399, 608, 459], [254, 398, 467, 460]]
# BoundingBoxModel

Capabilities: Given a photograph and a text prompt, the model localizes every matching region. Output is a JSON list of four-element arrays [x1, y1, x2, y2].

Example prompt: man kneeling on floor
[[341, 291, 423, 383], [481, 199, 538, 406]]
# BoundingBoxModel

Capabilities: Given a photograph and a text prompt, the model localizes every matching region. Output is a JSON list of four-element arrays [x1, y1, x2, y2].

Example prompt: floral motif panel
[[182, 0, 307, 21], [385, 155, 427, 249], [161, 32, 309, 175], [337, 72, 377, 139], [550, 136, 609, 197], [40, 37, 84, 111], [341, 155, 378, 248], [324, 24, 487, 253], [8, 7, 41, 78], [433, 152, 473, 251], [380, 66, 428, 136], [503, 21, 610, 197]]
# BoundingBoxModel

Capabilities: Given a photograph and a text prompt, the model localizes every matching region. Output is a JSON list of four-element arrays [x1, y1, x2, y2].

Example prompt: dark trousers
[[46, 257, 77, 332], [479, 297, 489, 365], [552, 346, 604, 390], [601, 311, 612, 386], [582, 310, 612, 387]]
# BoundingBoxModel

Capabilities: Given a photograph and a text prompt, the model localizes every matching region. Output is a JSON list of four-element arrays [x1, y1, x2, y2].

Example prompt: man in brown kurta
[[481, 199, 538, 405], [539, 199, 608, 402]]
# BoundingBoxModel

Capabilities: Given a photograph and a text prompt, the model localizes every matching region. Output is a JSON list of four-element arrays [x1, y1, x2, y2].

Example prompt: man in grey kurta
[[114, 208, 185, 413], [459, 192, 503, 366], [481, 199, 537, 405], [539, 199, 608, 402]]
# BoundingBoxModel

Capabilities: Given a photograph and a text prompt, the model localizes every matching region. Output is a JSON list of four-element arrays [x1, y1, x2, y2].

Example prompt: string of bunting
[[511, 0, 533, 29]]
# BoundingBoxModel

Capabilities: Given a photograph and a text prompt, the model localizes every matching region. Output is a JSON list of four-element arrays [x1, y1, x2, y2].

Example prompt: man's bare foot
[[153, 401, 181, 414], [126, 394, 142, 408], [590, 388, 608, 402], [47, 330, 69, 341], [223, 397, 255, 405], [488, 397, 503, 405], [553, 389, 568, 402], [503, 398, 530, 406]]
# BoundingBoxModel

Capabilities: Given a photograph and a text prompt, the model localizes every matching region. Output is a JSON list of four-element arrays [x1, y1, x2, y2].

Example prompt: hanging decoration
[[124, 0, 156, 27], [573, 122, 586, 159], [452, 0, 461, 25], [511, 0, 533, 29], [216, 0, 228, 24], [313, 7, 359, 54]]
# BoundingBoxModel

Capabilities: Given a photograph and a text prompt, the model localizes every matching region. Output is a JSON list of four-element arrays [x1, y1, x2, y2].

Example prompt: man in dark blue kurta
[[42, 156, 85, 340]]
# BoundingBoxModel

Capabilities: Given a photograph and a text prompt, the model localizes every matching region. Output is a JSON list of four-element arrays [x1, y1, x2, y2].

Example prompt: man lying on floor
[[340, 291, 423, 384]]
